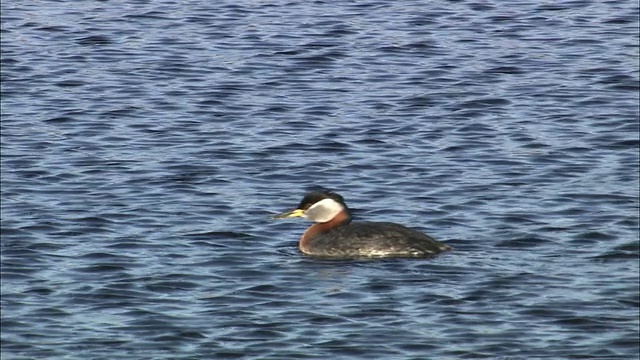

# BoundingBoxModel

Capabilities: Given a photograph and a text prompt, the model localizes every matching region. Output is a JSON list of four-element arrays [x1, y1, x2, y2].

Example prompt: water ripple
[[2, 0, 638, 359]]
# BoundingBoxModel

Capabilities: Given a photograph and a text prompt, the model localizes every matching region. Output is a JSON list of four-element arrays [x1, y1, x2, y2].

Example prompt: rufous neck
[[299, 209, 351, 255]]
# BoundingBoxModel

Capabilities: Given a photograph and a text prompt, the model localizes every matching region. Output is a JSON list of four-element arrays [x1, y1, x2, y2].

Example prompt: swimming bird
[[273, 188, 451, 258]]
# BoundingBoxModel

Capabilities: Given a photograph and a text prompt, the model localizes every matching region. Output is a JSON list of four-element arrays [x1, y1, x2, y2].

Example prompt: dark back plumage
[[305, 221, 450, 257]]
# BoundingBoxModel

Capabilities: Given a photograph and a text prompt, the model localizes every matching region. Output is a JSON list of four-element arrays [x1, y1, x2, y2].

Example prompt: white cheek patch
[[304, 198, 344, 223]]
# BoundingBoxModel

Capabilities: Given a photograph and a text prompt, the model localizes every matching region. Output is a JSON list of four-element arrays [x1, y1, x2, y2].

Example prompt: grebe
[[274, 188, 451, 258]]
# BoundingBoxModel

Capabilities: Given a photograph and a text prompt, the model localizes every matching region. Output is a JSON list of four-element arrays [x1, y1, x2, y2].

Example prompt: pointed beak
[[272, 208, 305, 219]]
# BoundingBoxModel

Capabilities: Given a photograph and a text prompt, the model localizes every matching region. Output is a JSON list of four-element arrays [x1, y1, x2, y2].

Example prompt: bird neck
[[299, 210, 351, 254]]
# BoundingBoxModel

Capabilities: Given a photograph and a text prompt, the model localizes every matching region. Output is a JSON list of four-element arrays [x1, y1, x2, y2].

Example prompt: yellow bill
[[272, 209, 305, 219]]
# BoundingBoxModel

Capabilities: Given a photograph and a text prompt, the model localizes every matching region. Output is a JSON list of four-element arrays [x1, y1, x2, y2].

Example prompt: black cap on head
[[298, 187, 347, 210]]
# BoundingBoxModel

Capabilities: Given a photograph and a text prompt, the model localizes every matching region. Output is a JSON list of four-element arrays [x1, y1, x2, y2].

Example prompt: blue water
[[2, 0, 639, 359]]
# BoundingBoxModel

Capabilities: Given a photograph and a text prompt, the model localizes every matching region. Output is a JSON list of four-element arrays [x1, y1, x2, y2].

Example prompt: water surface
[[2, 0, 639, 359]]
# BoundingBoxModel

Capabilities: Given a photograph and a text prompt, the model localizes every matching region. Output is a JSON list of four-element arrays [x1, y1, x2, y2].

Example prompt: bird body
[[274, 188, 451, 258]]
